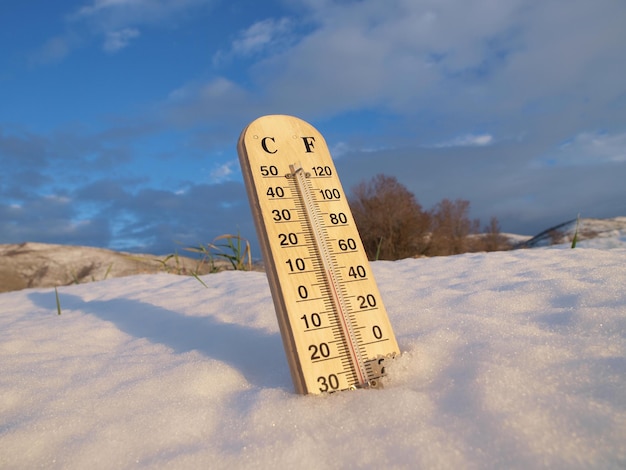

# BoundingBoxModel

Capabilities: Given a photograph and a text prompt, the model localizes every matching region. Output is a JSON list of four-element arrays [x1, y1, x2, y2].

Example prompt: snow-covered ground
[[1, 242, 625, 468], [518, 216, 626, 249]]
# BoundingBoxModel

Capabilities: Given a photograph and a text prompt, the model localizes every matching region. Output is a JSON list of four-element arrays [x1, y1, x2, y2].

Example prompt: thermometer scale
[[238, 115, 400, 394]]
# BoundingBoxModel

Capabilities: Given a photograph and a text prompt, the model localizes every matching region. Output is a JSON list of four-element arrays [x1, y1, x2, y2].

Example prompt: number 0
[[372, 325, 383, 339]]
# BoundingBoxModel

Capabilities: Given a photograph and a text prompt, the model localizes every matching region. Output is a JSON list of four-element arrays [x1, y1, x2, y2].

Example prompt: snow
[[1, 245, 625, 469], [520, 216, 626, 249]]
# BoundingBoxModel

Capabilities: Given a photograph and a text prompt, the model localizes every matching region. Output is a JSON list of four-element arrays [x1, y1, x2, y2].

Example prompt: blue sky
[[1, 0, 625, 255]]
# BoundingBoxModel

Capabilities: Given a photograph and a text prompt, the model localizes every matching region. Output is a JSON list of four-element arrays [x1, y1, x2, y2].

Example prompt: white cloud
[[34, 0, 213, 63], [228, 0, 626, 143], [103, 28, 140, 53], [249, 0, 525, 115], [539, 131, 626, 167], [433, 134, 494, 148], [201, 78, 238, 98], [44, 194, 72, 204], [213, 17, 293, 66], [567, 132, 626, 163], [209, 160, 238, 183], [164, 77, 254, 126], [166, 76, 250, 102], [42, 0, 625, 142], [232, 18, 292, 56], [71, 0, 212, 27], [330, 141, 351, 158], [73, 0, 142, 18], [330, 141, 389, 159]]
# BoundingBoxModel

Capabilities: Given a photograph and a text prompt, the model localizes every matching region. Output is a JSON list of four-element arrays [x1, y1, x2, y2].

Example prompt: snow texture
[[1, 246, 625, 469]]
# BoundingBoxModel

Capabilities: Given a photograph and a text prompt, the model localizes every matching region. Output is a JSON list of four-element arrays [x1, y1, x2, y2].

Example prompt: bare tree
[[350, 174, 430, 260], [478, 216, 510, 252], [427, 198, 479, 256], [350, 175, 505, 259]]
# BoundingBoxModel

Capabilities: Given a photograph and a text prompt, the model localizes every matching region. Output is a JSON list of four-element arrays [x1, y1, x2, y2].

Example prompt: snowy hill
[[517, 216, 626, 249], [0, 242, 242, 293], [1, 217, 625, 294], [1, 246, 625, 468]]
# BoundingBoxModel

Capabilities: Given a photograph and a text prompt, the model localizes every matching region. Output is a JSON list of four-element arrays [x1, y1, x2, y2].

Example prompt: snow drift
[[1, 247, 625, 468]]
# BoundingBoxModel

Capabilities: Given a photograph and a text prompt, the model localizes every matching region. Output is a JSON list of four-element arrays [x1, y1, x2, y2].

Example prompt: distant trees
[[350, 175, 430, 260], [480, 217, 510, 252], [428, 198, 479, 256], [349, 174, 510, 260]]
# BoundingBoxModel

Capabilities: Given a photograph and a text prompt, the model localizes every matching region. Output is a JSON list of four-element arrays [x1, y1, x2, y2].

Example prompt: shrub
[[350, 174, 509, 259], [349, 174, 430, 260], [427, 198, 480, 256], [476, 216, 510, 252]]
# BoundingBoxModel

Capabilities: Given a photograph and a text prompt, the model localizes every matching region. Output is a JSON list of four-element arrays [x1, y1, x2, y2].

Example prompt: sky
[[1, 0, 625, 255]]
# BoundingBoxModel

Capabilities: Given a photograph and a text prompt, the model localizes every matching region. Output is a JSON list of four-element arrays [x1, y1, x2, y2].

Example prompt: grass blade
[[192, 272, 208, 288], [54, 287, 62, 315], [104, 262, 113, 280], [571, 214, 580, 249], [375, 237, 383, 261]]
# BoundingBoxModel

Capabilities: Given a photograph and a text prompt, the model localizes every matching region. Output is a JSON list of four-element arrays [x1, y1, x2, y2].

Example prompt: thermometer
[[237, 115, 399, 394]]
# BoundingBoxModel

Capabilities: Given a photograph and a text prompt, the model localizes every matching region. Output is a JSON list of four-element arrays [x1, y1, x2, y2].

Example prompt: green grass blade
[[571, 214, 580, 249], [104, 262, 113, 280], [375, 237, 383, 261], [54, 287, 62, 315], [192, 272, 208, 288]]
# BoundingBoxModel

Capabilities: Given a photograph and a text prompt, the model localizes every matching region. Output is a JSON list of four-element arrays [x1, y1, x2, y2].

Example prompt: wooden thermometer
[[237, 115, 400, 394]]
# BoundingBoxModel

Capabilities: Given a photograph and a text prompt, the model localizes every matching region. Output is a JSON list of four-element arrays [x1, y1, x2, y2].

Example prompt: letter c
[[261, 137, 278, 154]]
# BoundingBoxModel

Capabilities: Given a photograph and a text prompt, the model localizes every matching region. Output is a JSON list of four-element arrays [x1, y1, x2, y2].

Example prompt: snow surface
[[1, 246, 625, 469]]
